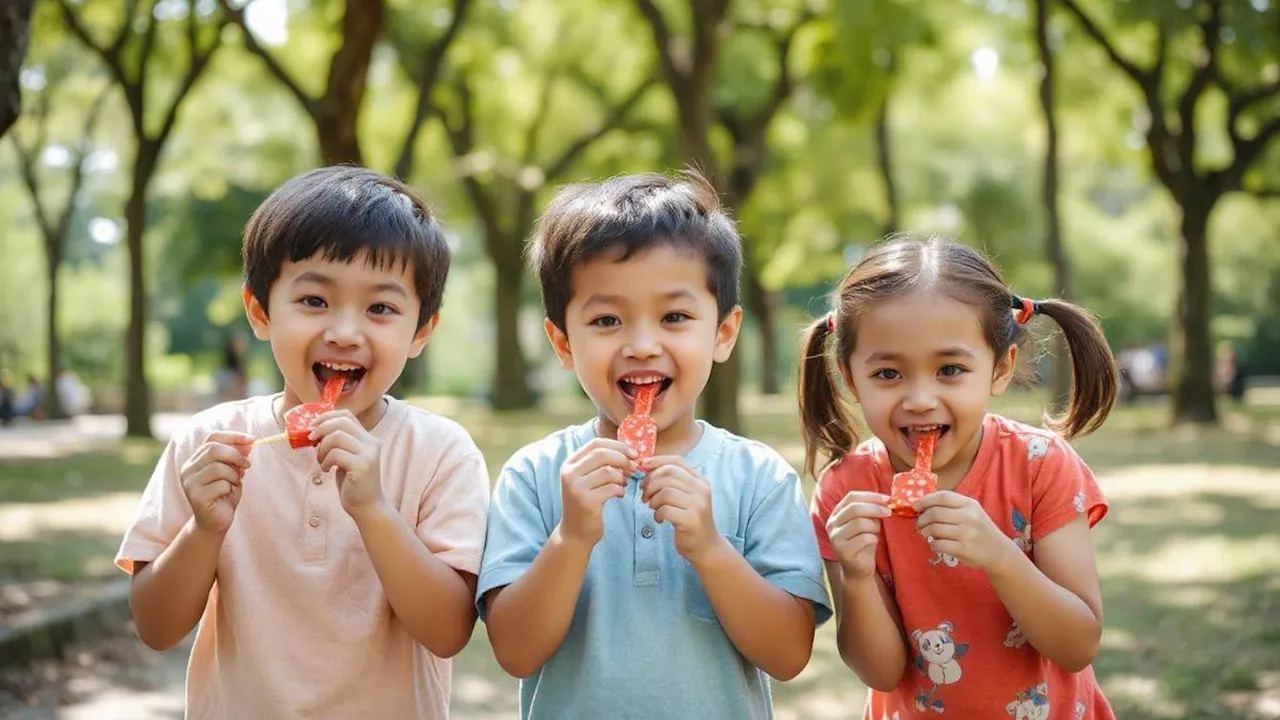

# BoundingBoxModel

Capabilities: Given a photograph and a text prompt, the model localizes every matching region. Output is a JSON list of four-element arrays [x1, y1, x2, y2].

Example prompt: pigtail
[[1035, 299, 1119, 438], [798, 314, 858, 479]]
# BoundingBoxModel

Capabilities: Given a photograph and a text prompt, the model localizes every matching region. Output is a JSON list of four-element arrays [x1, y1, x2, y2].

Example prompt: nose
[[622, 322, 663, 360], [901, 379, 938, 414], [324, 308, 364, 348]]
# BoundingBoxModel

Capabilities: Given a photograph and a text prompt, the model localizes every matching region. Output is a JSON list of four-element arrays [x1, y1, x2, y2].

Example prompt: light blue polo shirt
[[476, 419, 833, 720]]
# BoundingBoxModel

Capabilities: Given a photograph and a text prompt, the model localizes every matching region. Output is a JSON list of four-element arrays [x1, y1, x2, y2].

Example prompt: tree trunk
[[44, 247, 66, 420], [124, 148, 158, 438], [1035, 0, 1072, 412], [0, 0, 35, 140], [313, 0, 383, 166], [1172, 199, 1217, 423], [743, 268, 781, 395], [490, 242, 535, 410], [874, 87, 899, 238]]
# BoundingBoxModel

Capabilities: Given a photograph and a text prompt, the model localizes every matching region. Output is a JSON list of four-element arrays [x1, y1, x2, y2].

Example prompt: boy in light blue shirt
[[476, 171, 832, 719]]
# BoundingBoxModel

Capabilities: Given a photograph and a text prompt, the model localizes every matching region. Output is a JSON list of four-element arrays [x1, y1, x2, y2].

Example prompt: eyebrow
[[292, 271, 408, 298], [581, 288, 699, 308], [865, 347, 977, 363]]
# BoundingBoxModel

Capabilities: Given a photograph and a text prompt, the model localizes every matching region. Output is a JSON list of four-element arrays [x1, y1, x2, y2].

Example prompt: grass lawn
[[1, 390, 1278, 718]]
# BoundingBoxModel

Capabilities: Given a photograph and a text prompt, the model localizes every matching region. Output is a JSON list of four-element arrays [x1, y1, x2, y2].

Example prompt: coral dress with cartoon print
[[811, 415, 1115, 719]]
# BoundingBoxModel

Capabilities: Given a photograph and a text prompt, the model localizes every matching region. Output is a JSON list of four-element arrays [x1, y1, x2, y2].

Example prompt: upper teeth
[[321, 362, 361, 371], [627, 375, 665, 385], [912, 425, 943, 432]]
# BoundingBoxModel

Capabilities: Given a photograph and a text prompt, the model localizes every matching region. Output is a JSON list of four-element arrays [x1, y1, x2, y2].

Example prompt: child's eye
[[300, 296, 327, 309], [662, 312, 691, 323], [368, 303, 397, 316], [589, 316, 620, 328], [872, 368, 901, 381], [939, 365, 968, 378]]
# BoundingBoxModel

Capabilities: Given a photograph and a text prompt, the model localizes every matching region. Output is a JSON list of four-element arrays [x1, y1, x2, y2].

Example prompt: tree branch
[[393, 0, 471, 180], [1175, 0, 1222, 170], [633, 0, 686, 98], [543, 75, 656, 182], [54, 87, 112, 243], [221, 0, 316, 116], [154, 1, 227, 148], [1058, 0, 1152, 86], [521, 58, 560, 168], [137, 0, 163, 86], [437, 76, 497, 233], [1249, 187, 1280, 199]]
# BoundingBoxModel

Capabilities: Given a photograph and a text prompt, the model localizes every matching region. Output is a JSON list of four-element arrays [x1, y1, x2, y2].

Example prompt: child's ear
[[712, 306, 744, 364], [408, 312, 440, 359], [544, 318, 574, 370], [991, 344, 1018, 396], [243, 288, 271, 341]]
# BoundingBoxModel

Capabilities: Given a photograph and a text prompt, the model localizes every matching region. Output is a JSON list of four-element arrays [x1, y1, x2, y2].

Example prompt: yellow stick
[[253, 432, 289, 446]]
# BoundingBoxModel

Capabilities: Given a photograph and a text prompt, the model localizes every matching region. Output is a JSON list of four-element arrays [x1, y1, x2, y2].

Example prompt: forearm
[[692, 537, 815, 680], [483, 524, 593, 678], [354, 501, 478, 658], [833, 568, 909, 691], [129, 517, 224, 651], [987, 548, 1102, 672]]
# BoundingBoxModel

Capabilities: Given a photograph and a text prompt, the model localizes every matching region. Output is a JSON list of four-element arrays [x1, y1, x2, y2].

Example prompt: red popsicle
[[618, 382, 659, 463], [255, 376, 346, 449], [887, 431, 938, 518]]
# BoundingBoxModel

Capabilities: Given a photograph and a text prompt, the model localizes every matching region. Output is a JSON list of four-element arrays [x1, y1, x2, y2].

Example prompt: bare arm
[[986, 517, 1103, 672], [129, 518, 224, 651], [692, 537, 816, 680], [353, 500, 479, 658], [826, 560, 910, 691], [482, 526, 593, 677]]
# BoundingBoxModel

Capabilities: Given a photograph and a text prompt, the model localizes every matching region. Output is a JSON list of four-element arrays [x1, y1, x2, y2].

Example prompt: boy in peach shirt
[[116, 166, 489, 719]]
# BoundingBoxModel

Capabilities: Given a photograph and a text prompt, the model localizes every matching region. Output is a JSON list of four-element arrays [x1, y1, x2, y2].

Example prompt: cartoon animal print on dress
[[1005, 682, 1050, 720]]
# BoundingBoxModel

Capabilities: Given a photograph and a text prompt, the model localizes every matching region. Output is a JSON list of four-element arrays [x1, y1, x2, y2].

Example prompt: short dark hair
[[527, 170, 743, 331], [242, 166, 450, 330]]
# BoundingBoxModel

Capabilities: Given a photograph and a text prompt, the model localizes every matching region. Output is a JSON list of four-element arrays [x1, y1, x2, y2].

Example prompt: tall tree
[[9, 74, 110, 420], [60, 0, 230, 437], [1034, 0, 1073, 409], [0, 0, 36, 139], [632, 0, 739, 430], [432, 41, 654, 409], [1060, 0, 1280, 423], [223, 0, 383, 165], [716, 9, 814, 396]]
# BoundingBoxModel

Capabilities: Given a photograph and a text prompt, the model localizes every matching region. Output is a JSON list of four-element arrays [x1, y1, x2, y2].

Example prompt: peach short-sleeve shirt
[[116, 394, 490, 719]]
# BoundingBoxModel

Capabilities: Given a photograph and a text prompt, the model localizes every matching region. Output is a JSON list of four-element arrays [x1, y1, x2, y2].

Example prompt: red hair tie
[[826, 312, 836, 333], [1012, 295, 1039, 325]]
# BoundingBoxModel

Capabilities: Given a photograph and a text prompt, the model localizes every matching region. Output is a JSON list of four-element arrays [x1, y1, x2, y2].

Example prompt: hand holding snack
[[180, 431, 256, 534]]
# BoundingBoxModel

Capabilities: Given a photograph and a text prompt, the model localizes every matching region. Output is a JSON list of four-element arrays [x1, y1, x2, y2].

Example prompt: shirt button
[[309, 516, 321, 528], [312, 476, 323, 485], [641, 526, 654, 539]]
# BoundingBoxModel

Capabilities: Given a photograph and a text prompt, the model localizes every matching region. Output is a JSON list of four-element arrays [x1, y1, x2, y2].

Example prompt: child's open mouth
[[313, 361, 366, 399], [901, 424, 948, 452], [617, 374, 672, 408]]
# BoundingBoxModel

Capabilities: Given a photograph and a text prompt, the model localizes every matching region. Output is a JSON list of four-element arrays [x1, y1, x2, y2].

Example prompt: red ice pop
[[887, 431, 938, 518], [257, 376, 346, 449], [618, 382, 659, 463]]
